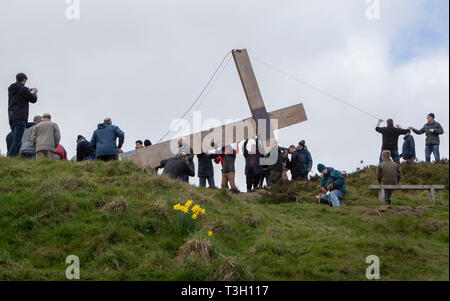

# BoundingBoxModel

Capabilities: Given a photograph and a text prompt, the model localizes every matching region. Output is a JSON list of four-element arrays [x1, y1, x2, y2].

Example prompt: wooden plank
[[232, 49, 276, 153], [368, 185, 445, 190], [126, 103, 307, 168]]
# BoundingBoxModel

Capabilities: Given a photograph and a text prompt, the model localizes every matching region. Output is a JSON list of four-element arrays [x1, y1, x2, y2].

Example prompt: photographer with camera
[[7, 73, 38, 156]]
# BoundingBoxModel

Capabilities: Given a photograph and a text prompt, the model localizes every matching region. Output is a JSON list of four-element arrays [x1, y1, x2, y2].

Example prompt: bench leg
[[379, 188, 385, 204], [428, 188, 436, 204]]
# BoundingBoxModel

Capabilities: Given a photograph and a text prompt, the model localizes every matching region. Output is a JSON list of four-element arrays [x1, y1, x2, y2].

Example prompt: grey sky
[[1, 0, 448, 191]]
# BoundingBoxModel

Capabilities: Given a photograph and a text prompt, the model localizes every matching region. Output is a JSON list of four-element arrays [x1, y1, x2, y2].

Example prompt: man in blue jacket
[[400, 129, 416, 163], [7, 73, 38, 156], [317, 163, 346, 207], [90, 117, 125, 161]]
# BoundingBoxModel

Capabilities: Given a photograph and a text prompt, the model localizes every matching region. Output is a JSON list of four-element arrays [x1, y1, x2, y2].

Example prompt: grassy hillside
[[0, 157, 448, 280]]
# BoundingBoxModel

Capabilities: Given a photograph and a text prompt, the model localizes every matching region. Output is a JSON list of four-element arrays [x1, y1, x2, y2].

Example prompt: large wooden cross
[[125, 49, 307, 168]]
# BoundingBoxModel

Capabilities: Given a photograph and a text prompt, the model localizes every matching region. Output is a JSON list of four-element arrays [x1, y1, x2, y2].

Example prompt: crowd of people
[[5, 73, 446, 208]]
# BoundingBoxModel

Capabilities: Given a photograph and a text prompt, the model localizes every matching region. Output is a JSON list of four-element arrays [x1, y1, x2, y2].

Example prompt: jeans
[[379, 149, 400, 163], [199, 176, 215, 188], [21, 152, 36, 159], [321, 189, 344, 207], [7, 120, 27, 157], [246, 171, 261, 191], [181, 174, 189, 183], [425, 145, 440, 162]]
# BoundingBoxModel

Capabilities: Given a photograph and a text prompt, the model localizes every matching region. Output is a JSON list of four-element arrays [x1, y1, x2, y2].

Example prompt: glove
[[429, 129, 435, 133]]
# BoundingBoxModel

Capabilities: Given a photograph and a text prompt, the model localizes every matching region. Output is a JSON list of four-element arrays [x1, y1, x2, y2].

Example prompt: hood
[[26, 122, 36, 128], [8, 82, 23, 95], [428, 120, 437, 126], [97, 122, 111, 130], [325, 167, 333, 175]]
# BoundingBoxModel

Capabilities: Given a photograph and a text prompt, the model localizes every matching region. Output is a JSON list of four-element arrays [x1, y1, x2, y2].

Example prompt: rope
[[250, 55, 380, 120], [157, 51, 231, 142], [187, 54, 233, 122]]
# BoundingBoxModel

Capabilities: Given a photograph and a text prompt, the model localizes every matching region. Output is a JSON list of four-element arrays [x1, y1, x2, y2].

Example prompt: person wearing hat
[[317, 163, 346, 207], [296, 140, 313, 180], [400, 129, 416, 163], [409, 113, 444, 163], [76, 135, 96, 161]]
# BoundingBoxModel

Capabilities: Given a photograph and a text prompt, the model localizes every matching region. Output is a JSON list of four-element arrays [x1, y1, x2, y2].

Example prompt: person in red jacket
[[55, 144, 68, 160]]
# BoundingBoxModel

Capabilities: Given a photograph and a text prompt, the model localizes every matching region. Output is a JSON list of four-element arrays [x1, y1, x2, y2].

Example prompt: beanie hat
[[298, 140, 305, 146], [428, 113, 435, 119], [317, 164, 326, 172], [77, 135, 85, 142]]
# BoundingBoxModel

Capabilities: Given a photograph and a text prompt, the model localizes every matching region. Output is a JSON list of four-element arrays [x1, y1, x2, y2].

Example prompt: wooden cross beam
[[124, 49, 308, 168]]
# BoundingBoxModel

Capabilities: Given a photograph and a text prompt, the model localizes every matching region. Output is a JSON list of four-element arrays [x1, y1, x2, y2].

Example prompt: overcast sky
[[1, 0, 448, 191]]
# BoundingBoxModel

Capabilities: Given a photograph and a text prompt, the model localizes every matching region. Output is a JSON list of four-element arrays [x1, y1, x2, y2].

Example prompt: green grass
[[0, 157, 448, 280]]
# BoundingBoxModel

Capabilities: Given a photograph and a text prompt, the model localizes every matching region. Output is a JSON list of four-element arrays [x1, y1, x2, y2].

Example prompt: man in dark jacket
[[296, 140, 313, 180], [197, 152, 218, 188], [77, 135, 96, 161], [160, 153, 195, 180], [375, 119, 408, 163], [400, 129, 416, 162], [286, 144, 312, 181], [178, 139, 195, 182], [243, 139, 263, 191], [90, 117, 125, 161], [377, 150, 401, 204], [409, 113, 444, 163], [266, 146, 289, 186], [317, 164, 346, 207], [7, 73, 38, 157]]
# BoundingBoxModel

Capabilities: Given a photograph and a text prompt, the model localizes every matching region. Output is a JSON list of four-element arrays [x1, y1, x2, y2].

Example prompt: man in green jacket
[[317, 163, 346, 207], [376, 150, 401, 204]]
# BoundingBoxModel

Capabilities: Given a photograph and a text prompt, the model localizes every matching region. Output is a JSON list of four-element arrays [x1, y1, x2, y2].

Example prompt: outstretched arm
[[410, 126, 425, 135]]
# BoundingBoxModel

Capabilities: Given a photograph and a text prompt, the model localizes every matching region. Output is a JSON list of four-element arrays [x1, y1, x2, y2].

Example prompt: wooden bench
[[368, 185, 445, 204]]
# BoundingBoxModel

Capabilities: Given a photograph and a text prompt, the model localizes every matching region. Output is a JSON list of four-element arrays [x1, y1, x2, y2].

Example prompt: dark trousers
[[97, 155, 118, 161], [21, 152, 36, 159], [199, 176, 215, 188], [258, 170, 268, 187], [246, 171, 261, 191], [379, 149, 400, 163], [7, 120, 27, 157], [268, 170, 282, 186]]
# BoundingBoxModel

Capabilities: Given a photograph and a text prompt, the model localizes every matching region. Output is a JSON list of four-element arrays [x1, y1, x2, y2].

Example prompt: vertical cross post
[[232, 49, 277, 154]]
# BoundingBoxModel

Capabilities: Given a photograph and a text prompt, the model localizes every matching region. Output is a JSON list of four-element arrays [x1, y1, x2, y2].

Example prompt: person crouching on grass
[[317, 163, 346, 207]]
